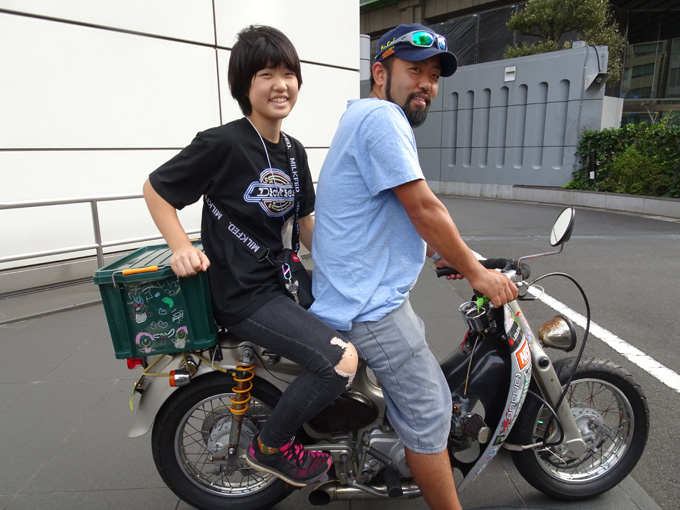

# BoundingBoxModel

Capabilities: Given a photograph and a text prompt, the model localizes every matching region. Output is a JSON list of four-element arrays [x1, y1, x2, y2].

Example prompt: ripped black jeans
[[228, 295, 350, 447]]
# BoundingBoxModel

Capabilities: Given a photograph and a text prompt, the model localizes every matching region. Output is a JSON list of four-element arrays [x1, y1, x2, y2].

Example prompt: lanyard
[[280, 131, 302, 254], [203, 124, 303, 262]]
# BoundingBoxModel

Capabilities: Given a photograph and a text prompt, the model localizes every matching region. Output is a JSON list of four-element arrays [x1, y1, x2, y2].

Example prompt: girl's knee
[[330, 337, 358, 386]]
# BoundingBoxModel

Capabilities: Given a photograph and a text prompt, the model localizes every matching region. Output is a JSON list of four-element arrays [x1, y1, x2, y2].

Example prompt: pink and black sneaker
[[245, 434, 332, 487]]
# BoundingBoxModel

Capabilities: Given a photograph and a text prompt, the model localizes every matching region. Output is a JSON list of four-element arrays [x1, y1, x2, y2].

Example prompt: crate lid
[[93, 241, 203, 285]]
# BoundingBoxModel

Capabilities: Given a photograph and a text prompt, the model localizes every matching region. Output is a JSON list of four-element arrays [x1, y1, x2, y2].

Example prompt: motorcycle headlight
[[538, 315, 577, 352]]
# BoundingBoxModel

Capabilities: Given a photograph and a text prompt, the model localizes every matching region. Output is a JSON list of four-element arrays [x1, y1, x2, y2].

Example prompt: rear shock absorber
[[227, 346, 254, 461]]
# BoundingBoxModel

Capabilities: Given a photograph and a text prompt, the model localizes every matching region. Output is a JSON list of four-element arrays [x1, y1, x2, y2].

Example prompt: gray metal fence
[[0, 194, 197, 269]]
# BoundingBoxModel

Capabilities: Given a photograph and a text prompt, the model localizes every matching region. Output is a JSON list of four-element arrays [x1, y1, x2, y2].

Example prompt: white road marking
[[471, 251, 680, 394], [528, 285, 680, 394]]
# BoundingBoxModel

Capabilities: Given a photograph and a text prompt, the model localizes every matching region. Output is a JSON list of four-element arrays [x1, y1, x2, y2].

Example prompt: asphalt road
[[1, 196, 676, 510], [428, 196, 680, 509]]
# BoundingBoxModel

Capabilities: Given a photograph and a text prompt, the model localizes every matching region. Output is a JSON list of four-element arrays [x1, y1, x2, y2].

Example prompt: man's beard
[[386, 72, 430, 128]]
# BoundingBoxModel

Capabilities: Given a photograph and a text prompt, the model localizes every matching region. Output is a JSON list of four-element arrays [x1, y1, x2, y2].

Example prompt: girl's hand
[[170, 245, 210, 277]]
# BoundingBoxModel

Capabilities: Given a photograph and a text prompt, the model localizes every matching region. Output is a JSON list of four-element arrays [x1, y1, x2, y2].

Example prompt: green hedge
[[568, 122, 680, 198]]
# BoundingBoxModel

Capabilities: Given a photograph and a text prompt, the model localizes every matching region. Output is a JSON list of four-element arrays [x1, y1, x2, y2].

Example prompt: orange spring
[[230, 361, 254, 415]]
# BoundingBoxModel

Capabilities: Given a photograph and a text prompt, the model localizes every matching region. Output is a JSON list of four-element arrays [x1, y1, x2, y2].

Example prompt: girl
[[143, 25, 357, 487]]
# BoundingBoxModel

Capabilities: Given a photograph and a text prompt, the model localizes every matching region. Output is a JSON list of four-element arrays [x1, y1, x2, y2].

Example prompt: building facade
[[360, 0, 680, 124]]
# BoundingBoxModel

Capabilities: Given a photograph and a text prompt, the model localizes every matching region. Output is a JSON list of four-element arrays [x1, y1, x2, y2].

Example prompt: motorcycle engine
[[359, 427, 411, 481], [449, 395, 475, 452]]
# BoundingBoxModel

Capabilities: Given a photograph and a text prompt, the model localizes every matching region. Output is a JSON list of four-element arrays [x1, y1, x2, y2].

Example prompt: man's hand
[[170, 245, 210, 277], [467, 268, 518, 308]]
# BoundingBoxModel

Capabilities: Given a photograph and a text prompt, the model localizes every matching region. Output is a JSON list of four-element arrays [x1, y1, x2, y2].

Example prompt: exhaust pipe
[[309, 480, 421, 505]]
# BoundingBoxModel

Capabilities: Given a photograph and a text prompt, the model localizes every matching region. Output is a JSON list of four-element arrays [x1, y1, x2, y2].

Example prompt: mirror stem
[[517, 243, 564, 268]]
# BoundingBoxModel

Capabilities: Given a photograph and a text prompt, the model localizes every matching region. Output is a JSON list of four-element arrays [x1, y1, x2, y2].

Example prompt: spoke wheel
[[152, 372, 289, 510], [510, 358, 649, 500]]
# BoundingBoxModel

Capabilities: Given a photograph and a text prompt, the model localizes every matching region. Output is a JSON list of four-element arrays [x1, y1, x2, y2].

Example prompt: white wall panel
[[97, 200, 202, 251], [285, 64, 358, 149], [214, 0, 359, 69], [0, 149, 202, 266], [0, 150, 177, 201], [0, 200, 201, 267], [0, 0, 215, 44], [0, 13, 220, 149], [1, 205, 96, 260], [0, 1, 359, 277], [306, 148, 329, 183], [216, 50, 359, 149], [215, 49, 244, 122]]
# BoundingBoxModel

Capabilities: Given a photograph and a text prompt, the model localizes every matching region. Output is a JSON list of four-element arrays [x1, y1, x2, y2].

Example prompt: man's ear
[[372, 61, 387, 88]]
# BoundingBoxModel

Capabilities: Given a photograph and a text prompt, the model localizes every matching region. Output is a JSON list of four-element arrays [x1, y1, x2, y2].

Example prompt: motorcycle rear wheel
[[510, 358, 649, 500], [151, 371, 289, 510]]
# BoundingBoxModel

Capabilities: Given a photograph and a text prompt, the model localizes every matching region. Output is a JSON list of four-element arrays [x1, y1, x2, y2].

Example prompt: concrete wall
[[0, 1, 359, 287], [413, 45, 623, 190]]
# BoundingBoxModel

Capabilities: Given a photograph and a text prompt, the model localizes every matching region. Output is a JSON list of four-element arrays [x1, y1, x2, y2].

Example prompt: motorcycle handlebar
[[435, 258, 531, 280]]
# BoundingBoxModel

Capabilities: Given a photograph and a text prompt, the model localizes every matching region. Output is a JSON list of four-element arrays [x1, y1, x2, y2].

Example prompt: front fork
[[508, 301, 588, 457]]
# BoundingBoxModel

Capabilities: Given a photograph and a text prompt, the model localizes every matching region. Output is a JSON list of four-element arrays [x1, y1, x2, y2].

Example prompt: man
[[310, 23, 518, 509]]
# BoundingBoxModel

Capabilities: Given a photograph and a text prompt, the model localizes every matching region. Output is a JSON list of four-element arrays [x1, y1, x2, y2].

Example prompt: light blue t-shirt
[[310, 98, 427, 331]]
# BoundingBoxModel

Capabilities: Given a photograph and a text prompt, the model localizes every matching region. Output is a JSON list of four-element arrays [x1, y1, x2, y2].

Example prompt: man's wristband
[[430, 252, 442, 263]]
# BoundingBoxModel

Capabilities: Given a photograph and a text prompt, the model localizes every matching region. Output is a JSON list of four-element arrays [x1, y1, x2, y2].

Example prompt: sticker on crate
[[126, 279, 193, 354]]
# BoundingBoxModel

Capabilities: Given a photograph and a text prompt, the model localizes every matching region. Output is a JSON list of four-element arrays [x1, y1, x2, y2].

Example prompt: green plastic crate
[[94, 242, 217, 359]]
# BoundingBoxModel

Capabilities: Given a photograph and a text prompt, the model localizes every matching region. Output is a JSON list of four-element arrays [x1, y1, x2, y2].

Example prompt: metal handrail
[[0, 193, 198, 268]]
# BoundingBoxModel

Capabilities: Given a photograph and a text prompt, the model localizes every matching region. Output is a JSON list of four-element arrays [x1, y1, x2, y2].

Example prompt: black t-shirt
[[149, 118, 315, 326]]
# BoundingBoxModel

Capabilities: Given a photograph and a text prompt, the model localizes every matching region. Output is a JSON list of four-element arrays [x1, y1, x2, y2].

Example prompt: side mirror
[[549, 208, 575, 247]]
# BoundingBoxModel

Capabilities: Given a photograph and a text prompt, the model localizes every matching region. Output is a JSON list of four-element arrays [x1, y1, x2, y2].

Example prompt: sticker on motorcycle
[[505, 316, 524, 350], [495, 370, 528, 443], [516, 339, 531, 370]]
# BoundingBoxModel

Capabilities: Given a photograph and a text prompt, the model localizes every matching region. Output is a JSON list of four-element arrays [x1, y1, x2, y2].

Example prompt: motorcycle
[[124, 207, 649, 509]]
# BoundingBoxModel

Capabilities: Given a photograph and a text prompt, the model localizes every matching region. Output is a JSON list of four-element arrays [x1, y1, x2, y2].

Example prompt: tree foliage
[[504, 0, 625, 81], [569, 121, 680, 198]]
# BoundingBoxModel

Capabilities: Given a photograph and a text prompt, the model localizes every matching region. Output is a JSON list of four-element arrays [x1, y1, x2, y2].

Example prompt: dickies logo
[[244, 168, 295, 217]]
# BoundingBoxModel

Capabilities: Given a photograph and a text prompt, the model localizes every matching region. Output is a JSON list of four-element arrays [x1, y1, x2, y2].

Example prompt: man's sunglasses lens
[[411, 31, 435, 47], [410, 31, 447, 51]]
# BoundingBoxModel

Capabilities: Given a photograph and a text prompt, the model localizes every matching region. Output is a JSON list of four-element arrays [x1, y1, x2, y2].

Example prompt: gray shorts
[[346, 297, 452, 454]]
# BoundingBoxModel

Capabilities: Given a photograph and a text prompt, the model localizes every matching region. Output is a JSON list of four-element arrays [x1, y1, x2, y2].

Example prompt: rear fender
[[127, 353, 212, 438], [127, 345, 298, 438]]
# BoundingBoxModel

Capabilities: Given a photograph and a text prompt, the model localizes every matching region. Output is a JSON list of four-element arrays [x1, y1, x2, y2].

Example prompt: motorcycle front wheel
[[510, 358, 649, 500], [151, 371, 289, 510]]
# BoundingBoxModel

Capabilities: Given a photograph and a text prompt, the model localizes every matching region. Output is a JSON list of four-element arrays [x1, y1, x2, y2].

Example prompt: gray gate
[[413, 44, 621, 191]]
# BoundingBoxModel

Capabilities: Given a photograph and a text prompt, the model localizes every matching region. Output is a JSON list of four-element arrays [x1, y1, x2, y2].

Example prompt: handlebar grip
[[435, 258, 510, 278], [436, 267, 461, 278], [435, 258, 531, 279], [478, 258, 532, 279], [480, 258, 511, 270]]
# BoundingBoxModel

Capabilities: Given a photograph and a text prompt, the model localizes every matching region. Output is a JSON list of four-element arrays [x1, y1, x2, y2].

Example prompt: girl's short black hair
[[228, 25, 303, 116]]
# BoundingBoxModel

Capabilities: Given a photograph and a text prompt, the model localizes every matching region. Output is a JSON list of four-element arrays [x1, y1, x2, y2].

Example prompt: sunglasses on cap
[[381, 30, 447, 54]]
